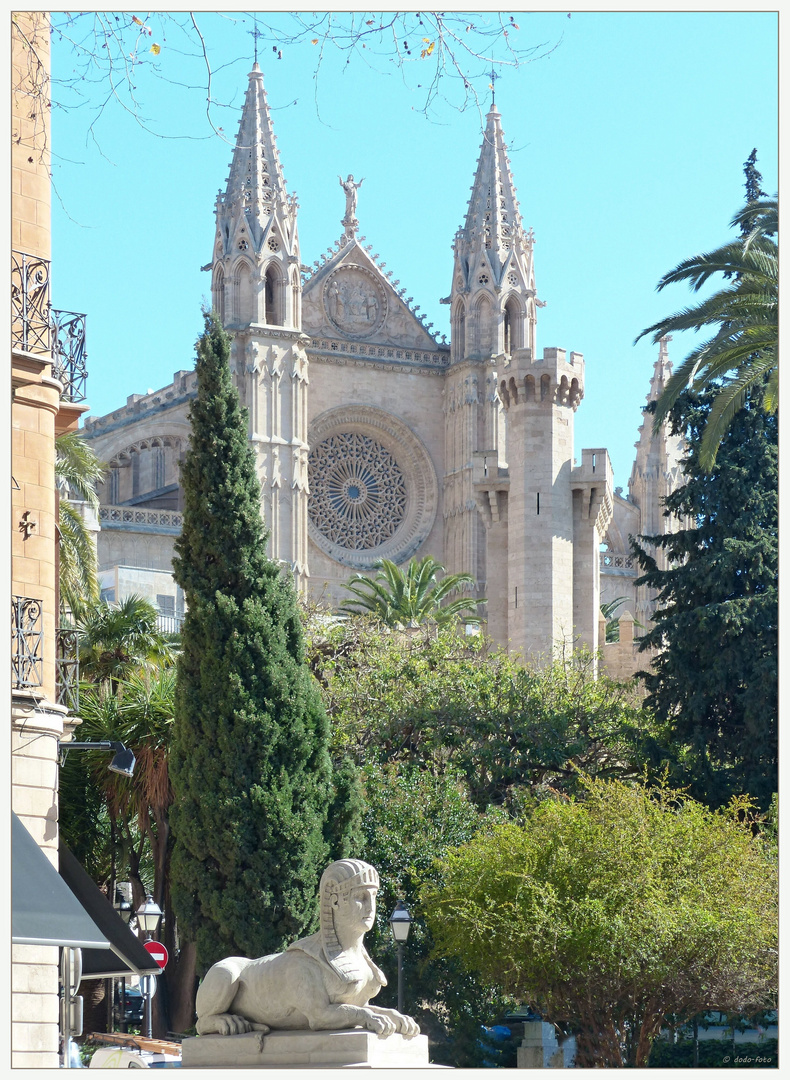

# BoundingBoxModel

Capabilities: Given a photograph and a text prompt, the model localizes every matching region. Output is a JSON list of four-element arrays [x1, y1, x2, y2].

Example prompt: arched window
[[290, 269, 299, 328], [213, 267, 225, 323], [236, 260, 254, 324], [476, 296, 492, 357], [264, 265, 282, 326], [504, 296, 521, 354], [453, 302, 466, 361]]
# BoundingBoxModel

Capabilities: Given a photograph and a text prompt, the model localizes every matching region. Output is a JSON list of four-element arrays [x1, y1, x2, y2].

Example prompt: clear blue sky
[[50, 10, 778, 489]]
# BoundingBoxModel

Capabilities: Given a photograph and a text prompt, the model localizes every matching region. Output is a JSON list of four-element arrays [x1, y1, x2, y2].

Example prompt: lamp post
[[389, 901, 413, 1015], [136, 895, 162, 1039], [113, 890, 133, 1033]]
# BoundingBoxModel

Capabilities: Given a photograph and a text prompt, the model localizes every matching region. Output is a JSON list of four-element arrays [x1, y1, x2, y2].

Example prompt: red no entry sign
[[143, 940, 169, 970]]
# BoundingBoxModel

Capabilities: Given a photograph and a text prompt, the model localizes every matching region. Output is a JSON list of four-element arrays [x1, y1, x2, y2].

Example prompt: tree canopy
[[339, 556, 483, 627], [421, 777, 778, 1068], [309, 618, 659, 810], [632, 387, 777, 811]]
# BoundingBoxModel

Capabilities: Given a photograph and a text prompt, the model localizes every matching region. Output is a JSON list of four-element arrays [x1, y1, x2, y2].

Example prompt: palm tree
[[56, 431, 105, 618], [600, 596, 628, 644], [340, 555, 485, 627], [635, 196, 777, 471], [76, 594, 176, 691]]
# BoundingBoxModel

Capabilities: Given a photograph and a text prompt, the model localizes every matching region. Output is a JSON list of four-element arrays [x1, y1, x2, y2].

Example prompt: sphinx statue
[[194, 859, 420, 1039]]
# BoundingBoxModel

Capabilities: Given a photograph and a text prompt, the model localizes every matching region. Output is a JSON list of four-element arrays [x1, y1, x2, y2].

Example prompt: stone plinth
[[182, 1029, 433, 1069], [516, 1021, 575, 1069]]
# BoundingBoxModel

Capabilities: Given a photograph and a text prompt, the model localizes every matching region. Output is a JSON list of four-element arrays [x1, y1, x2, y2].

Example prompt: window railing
[[51, 309, 88, 403], [156, 613, 184, 636], [12, 250, 51, 354], [56, 625, 80, 712], [12, 596, 44, 689]]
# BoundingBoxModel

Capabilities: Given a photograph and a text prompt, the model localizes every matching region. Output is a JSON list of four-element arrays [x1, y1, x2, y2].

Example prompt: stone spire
[[213, 64, 297, 262], [455, 105, 534, 289], [449, 105, 536, 364], [629, 336, 686, 540]]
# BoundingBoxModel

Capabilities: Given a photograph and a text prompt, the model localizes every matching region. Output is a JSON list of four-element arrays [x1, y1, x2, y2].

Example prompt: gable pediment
[[302, 241, 439, 352]]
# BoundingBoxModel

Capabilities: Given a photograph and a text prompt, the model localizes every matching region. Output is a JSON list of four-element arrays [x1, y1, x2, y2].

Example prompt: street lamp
[[389, 901, 413, 1015], [114, 888, 133, 925], [136, 895, 162, 1038], [58, 740, 136, 777]]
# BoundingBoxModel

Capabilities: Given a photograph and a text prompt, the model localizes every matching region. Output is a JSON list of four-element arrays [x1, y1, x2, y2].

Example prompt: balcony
[[56, 625, 80, 712], [12, 596, 43, 690], [12, 250, 88, 402], [12, 250, 50, 354]]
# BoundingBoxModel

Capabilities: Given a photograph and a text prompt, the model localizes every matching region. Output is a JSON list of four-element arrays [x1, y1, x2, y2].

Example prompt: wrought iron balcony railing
[[12, 250, 50, 354], [56, 625, 80, 712], [12, 595, 44, 690], [12, 252, 88, 402], [51, 309, 88, 403]]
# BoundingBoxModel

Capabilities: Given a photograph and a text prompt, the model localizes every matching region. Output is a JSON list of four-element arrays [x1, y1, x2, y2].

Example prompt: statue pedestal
[[182, 1029, 435, 1069]]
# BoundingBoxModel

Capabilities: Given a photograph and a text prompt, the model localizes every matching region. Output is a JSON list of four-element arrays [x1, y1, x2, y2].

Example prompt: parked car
[[115, 985, 145, 1027]]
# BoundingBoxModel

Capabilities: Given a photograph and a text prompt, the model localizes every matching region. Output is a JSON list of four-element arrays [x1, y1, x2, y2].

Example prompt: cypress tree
[[632, 387, 777, 810], [170, 312, 356, 972]]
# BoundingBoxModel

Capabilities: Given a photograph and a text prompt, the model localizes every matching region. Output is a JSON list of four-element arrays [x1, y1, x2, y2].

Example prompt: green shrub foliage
[[422, 778, 777, 1068]]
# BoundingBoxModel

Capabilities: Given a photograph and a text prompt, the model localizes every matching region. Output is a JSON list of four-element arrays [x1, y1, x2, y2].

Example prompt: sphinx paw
[[365, 1013, 397, 1037], [196, 1012, 252, 1036]]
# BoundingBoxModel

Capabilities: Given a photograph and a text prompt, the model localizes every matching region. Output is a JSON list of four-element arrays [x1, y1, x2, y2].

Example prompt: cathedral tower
[[467, 104, 612, 658], [210, 64, 309, 586], [445, 103, 536, 600], [627, 335, 687, 625]]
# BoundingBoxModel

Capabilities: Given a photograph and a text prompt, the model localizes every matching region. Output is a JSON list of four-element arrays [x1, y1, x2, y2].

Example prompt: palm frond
[[55, 431, 105, 507]]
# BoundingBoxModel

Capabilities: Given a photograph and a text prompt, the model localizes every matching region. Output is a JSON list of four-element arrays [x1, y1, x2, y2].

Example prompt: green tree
[[75, 594, 175, 692], [340, 555, 484, 627], [632, 387, 777, 811], [60, 664, 198, 1036], [357, 764, 513, 1068], [422, 777, 778, 1068], [55, 430, 105, 618], [635, 157, 777, 471], [169, 312, 358, 972], [309, 618, 660, 810]]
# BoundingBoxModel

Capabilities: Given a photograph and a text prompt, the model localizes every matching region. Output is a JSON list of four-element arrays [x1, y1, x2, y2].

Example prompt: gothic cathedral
[[83, 65, 684, 669]]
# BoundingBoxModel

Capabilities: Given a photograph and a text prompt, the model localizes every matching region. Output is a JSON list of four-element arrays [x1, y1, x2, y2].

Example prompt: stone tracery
[[308, 433, 407, 549]]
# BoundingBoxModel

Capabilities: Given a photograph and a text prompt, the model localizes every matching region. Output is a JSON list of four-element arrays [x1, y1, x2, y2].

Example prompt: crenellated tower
[[466, 105, 612, 659], [209, 64, 309, 587], [445, 103, 536, 602]]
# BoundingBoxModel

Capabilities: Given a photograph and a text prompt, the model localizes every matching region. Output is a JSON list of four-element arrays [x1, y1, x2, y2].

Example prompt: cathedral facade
[[83, 65, 683, 666]]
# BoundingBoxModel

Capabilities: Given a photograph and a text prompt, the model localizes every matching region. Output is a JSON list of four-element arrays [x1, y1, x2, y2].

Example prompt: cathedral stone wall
[[305, 358, 445, 604], [81, 65, 686, 678]]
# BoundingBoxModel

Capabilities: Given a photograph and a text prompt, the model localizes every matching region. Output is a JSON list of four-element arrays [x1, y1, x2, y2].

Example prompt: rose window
[[308, 433, 407, 550]]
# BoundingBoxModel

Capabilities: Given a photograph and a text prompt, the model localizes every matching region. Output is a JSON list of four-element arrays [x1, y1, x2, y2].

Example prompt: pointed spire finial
[[250, 14, 261, 65], [490, 66, 498, 107]]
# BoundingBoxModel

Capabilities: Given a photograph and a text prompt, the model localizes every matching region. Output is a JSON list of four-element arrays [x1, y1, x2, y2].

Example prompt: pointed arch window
[[476, 295, 493, 358], [453, 302, 466, 362], [290, 269, 299, 328], [237, 261, 255, 324], [213, 267, 225, 324], [264, 265, 282, 326], [504, 296, 522, 355]]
